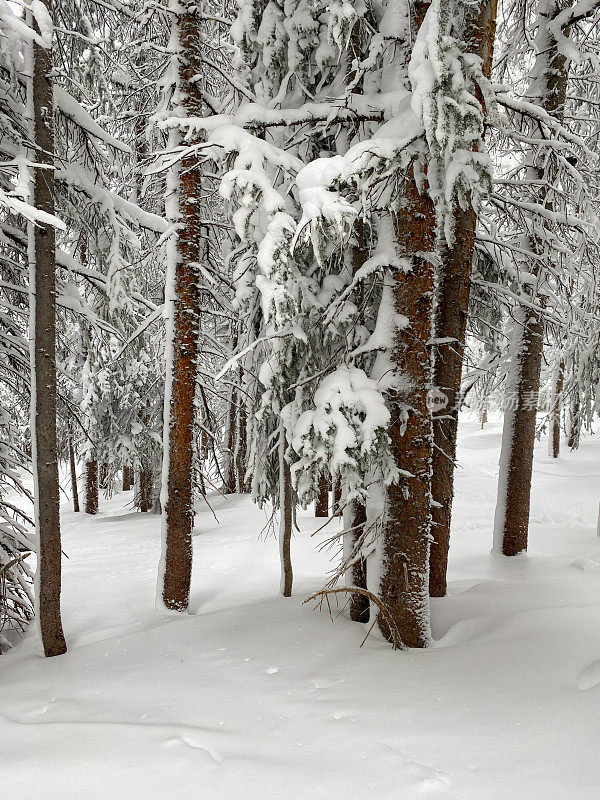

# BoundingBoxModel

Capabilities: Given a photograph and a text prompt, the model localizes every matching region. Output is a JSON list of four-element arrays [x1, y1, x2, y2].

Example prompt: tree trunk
[[567, 390, 580, 450], [69, 436, 80, 513], [379, 187, 436, 649], [429, 0, 498, 597], [493, 308, 545, 554], [333, 476, 342, 515], [158, 0, 203, 612], [279, 429, 293, 597], [347, 501, 369, 623], [122, 464, 131, 491], [493, 0, 568, 555], [29, 0, 67, 657], [315, 474, 329, 517], [139, 462, 153, 512], [223, 384, 237, 493], [85, 458, 99, 515], [234, 384, 249, 492], [548, 360, 564, 459], [99, 462, 109, 490]]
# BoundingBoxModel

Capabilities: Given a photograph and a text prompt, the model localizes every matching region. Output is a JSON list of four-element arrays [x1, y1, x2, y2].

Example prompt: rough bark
[[548, 361, 564, 459], [69, 436, 80, 513], [429, 0, 498, 597], [567, 390, 580, 450], [493, 1, 568, 555], [159, 1, 203, 612], [493, 308, 545, 555], [315, 474, 329, 517], [29, 1, 67, 657], [85, 458, 98, 515]]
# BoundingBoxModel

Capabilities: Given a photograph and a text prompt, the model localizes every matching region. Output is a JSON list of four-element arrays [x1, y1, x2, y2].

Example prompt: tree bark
[[548, 360, 564, 459], [85, 458, 98, 515], [158, 0, 203, 612], [29, 0, 67, 657], [429, 0, 498, 597], [347, 501, 369, 623], [279, 428, 293, 597], [315, 474, 329, 517], [139, 462, 153, 512], [69, 436, 80, 513], [493, 307, 545, 555], [99, 462, 109, 490], [493, 0, 568, 556], [122, 464, 132, 492], [223, 383, 237, 493], [333, 476, 342, 515], [567, 389, 580, 450]]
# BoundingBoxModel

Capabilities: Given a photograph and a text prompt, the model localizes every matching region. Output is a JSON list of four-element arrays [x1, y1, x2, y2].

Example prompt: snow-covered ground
[[3, 419, 600, 799]]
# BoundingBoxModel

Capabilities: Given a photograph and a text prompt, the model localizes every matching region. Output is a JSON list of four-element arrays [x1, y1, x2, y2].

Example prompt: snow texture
[[4, 419, 600, 798]]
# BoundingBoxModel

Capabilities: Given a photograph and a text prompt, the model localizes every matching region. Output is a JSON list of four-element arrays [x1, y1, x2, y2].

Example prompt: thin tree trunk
[[493, 307, 545, 555], [347, 501, 369, 623], [122, 464, 132, 492], [29, 0, 67, 657], [158, 0, 203, 612], [315, 474, 329, 517], [85, 458, 98, 515], [223, 384, 237, 493], [493, 0, 568, 555], [99, 462, 109, 490], [567, 390, 580, 450], [69, 436, 80, 513], [139, 462, 153, 512], [429, 0, 498, 597], [234, 384, 249, 492], [279, 428, 293, 597], [333, 476, 342, 515], [548, 360, 564, 459]]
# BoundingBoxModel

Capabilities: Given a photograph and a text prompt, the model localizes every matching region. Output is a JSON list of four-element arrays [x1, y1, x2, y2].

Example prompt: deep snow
[[2, 419, 600, 799]]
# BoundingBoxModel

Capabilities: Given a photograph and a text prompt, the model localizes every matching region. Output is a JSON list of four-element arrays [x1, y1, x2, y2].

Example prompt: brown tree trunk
[[122, 465, 132, 492], [480, 407, 488, 428], [158, 1, 203, 612], [567, 390, 580, 450], [548, 361, 564, 459], [69, 436, 80, 513], [429, 0, 498, 597], [493, 1, 568, 556], [315, 474, 329, 517], [347, 501, 369, 623], [85, 458, 98, 515], [493, 307, 545, 555], [29, 0, 67, 657], [279, 429, 293, 597]]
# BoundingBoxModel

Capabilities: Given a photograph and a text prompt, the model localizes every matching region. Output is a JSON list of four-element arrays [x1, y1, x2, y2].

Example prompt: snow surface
[[3, 418, 600, 799]]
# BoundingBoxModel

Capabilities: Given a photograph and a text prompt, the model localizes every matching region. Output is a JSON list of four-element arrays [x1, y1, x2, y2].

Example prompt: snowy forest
[[3, 0, 600, 795]]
